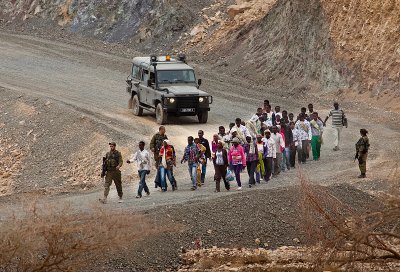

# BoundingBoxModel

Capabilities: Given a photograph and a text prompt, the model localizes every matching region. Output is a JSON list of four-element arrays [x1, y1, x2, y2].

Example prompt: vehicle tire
[[198, 111, 208, 124], [156, 103, 167, 124], [132, 95, 143, 116]]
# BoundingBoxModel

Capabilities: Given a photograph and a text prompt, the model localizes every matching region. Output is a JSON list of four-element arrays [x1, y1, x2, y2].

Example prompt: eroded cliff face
[[1, 0, 399, 109]]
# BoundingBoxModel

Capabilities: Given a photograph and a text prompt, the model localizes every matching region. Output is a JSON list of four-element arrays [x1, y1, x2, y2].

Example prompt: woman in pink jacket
[[228, 137, 246, 190]]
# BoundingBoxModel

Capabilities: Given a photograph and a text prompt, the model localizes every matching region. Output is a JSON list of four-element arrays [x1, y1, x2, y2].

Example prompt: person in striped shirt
[[324, 102, 347, 151]]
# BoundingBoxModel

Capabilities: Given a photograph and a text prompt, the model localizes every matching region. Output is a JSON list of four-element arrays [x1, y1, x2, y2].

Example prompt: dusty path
[[0, 31, 399, 214]]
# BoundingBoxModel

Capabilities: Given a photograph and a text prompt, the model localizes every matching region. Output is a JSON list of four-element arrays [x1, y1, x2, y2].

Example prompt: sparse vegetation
[[0, 202, 163, 271]]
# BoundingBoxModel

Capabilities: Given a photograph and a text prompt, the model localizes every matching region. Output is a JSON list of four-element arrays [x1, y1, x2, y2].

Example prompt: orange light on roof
[[166, 55, 171, 61]]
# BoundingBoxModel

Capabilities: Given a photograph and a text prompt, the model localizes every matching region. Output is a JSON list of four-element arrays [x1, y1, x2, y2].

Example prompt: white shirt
[[263, 137, 276, 158], [270, 133, 285, 154], [295, 120, 312, 141], [128, 149, 151, 171]]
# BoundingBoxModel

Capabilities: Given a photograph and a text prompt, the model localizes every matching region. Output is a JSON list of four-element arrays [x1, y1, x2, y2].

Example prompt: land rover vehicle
[[126, 55, 212, 124]]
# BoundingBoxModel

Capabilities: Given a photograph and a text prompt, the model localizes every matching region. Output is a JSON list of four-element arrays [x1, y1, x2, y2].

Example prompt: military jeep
[[126, 55, 212, 124]]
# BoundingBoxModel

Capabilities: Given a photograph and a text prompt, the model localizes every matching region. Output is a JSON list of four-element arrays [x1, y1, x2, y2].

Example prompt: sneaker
[[161, 188, 167, 192], [237, 187, 242, 191], [190, 186, 196, 191], [118, 198, 123, 203], [358, 174, 366, 178], [135, 195, 142, 199], [99, 198, 107, 204], [145, 192, 150, 196]]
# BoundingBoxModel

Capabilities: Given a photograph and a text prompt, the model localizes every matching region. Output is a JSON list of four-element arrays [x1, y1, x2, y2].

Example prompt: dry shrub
[[299, 171, 400, 270], [0, 202, 163, 271]]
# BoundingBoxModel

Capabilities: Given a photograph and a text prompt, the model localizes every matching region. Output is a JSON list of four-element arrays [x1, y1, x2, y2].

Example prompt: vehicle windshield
[[157, 70, 196, 83]]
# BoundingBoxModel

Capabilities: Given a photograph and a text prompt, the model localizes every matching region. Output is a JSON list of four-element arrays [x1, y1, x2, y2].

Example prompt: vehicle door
[[131, 65, 143, 101], [140, 68, 155, 105]]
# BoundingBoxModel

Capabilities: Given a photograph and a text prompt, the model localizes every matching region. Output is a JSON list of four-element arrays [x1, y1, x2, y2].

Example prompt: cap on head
[[109, 142, 116, 146]]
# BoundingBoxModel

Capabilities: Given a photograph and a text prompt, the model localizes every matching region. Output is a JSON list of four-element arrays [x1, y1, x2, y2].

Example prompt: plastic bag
[[226, 169, 235, 182]]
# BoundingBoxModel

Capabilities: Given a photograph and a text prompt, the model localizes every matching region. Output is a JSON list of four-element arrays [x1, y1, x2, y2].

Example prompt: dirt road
[[0, 31, 399, 211]]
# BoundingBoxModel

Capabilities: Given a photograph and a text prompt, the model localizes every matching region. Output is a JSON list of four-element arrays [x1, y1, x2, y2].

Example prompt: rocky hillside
[[1, 0, 399, 110]]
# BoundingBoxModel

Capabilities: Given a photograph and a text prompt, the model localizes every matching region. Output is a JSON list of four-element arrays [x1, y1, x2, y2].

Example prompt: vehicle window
[[157, 70, 196, 83], [131, 65, 141, 79]]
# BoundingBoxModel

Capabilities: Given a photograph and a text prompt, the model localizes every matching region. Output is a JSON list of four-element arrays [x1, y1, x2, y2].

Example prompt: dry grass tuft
[[299, 171, 400, 270], [0, 202, 162, 271]]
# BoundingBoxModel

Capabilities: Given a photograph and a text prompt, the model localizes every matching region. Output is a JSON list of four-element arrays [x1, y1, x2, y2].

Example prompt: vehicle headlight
[[199, 97, 204, 103], [169, 98, 175, 103]]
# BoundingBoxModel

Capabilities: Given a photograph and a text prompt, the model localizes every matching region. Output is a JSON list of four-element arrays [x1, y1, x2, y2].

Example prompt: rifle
[[101, 157, 107, 178], [354, 151, 359, 162]]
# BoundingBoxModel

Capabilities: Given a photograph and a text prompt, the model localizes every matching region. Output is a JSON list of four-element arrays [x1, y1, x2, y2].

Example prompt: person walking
[[255, 134, 266, 183], [355, 129, 370, 178], [212, 141, 230, 192], [181, 136, 200, 190], [324, 102, 347, 151], [99, 142, 123, 204], [310, 112, 324, 160], [159, 140, 177, 192], [280, 124, 292, 171], [263, 130, 276, 182], [127, 141, 151, 198], [198, 130, 211, 185], [289, 121, 299, 168], [228, 137, 246, 190], [233, 118, 251, 144], [150, 126, 168, 168], [270, 126, 285, 176], [295, 114, 312, 164], [243, 136, 258, 187]]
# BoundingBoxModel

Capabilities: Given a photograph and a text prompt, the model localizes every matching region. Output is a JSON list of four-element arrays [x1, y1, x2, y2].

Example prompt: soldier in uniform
[[150, 126, 168, 168], [99, 142, 123, 204], [355, 129, 370, 178]]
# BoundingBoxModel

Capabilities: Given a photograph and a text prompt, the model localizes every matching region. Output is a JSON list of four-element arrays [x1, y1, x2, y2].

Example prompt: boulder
[[227, 4, 252, 19]]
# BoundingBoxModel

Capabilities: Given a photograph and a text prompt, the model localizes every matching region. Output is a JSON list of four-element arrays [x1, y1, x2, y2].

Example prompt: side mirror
[[197, 79, 202, 86]]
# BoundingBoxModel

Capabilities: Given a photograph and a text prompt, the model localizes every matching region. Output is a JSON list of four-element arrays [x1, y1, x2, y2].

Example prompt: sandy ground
[[0, 31, 399, 270]]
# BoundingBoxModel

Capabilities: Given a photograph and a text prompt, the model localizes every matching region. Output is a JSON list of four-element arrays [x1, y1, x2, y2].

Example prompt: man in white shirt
[[290, 121, 299, 168], [263, 130, 276, 181], [270, 125, 285, 176], [127, 141, 151, 198], [294, 114, 312, 164], [234, 117, 250, 144]]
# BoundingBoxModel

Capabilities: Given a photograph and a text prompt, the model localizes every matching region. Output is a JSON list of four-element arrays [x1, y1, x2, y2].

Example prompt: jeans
[[232, 164, 242, 187], [246, 160, 257, 185], [188, 163, 198, 188], [159, 166, 176, 189], [201, 159, 207, 183], [281, 147, 290, 171], [137, 170, 150, 196]]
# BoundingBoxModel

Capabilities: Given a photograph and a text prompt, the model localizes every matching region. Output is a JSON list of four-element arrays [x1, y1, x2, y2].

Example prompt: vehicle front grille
[[177, 97, 198, 108]]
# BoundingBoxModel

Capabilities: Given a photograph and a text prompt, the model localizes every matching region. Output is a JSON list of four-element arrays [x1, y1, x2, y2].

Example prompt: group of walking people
[[99, 101, 370, 203]]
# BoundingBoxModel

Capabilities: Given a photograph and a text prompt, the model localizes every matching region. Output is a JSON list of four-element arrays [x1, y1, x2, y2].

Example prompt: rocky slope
[[1, 0, 398, 110]]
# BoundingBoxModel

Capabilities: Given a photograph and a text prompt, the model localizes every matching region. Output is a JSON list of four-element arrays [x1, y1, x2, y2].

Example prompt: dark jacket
[[212, 149, 228, 167], [282, 124, 293, 148], [199, 138, 211, 159]]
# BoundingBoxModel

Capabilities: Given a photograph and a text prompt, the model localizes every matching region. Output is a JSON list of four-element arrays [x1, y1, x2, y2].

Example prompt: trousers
[[358, 152, 368, 174], [263, 157, 273, 180], [214, 164, 230, 191], [188, 163, 198, 188], [246, 160, 257, 185], [232, 164, 243, 187], [137, 170, 150, 196], [332, 126, 342, 148], [311, 135, 321, 160], [159, 166, 176, 189], [104, 170, 122, 198]]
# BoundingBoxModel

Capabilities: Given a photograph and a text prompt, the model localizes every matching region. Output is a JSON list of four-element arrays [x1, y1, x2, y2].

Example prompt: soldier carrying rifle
[[99, 142, 123, 204], [355, 129, 369, 178]]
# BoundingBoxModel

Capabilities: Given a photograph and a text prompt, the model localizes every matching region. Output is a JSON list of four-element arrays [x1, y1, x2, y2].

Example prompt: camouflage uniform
[[150, 133, 168, 168], [356, 135, 369, 176], [104, 150, 123, 198]]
